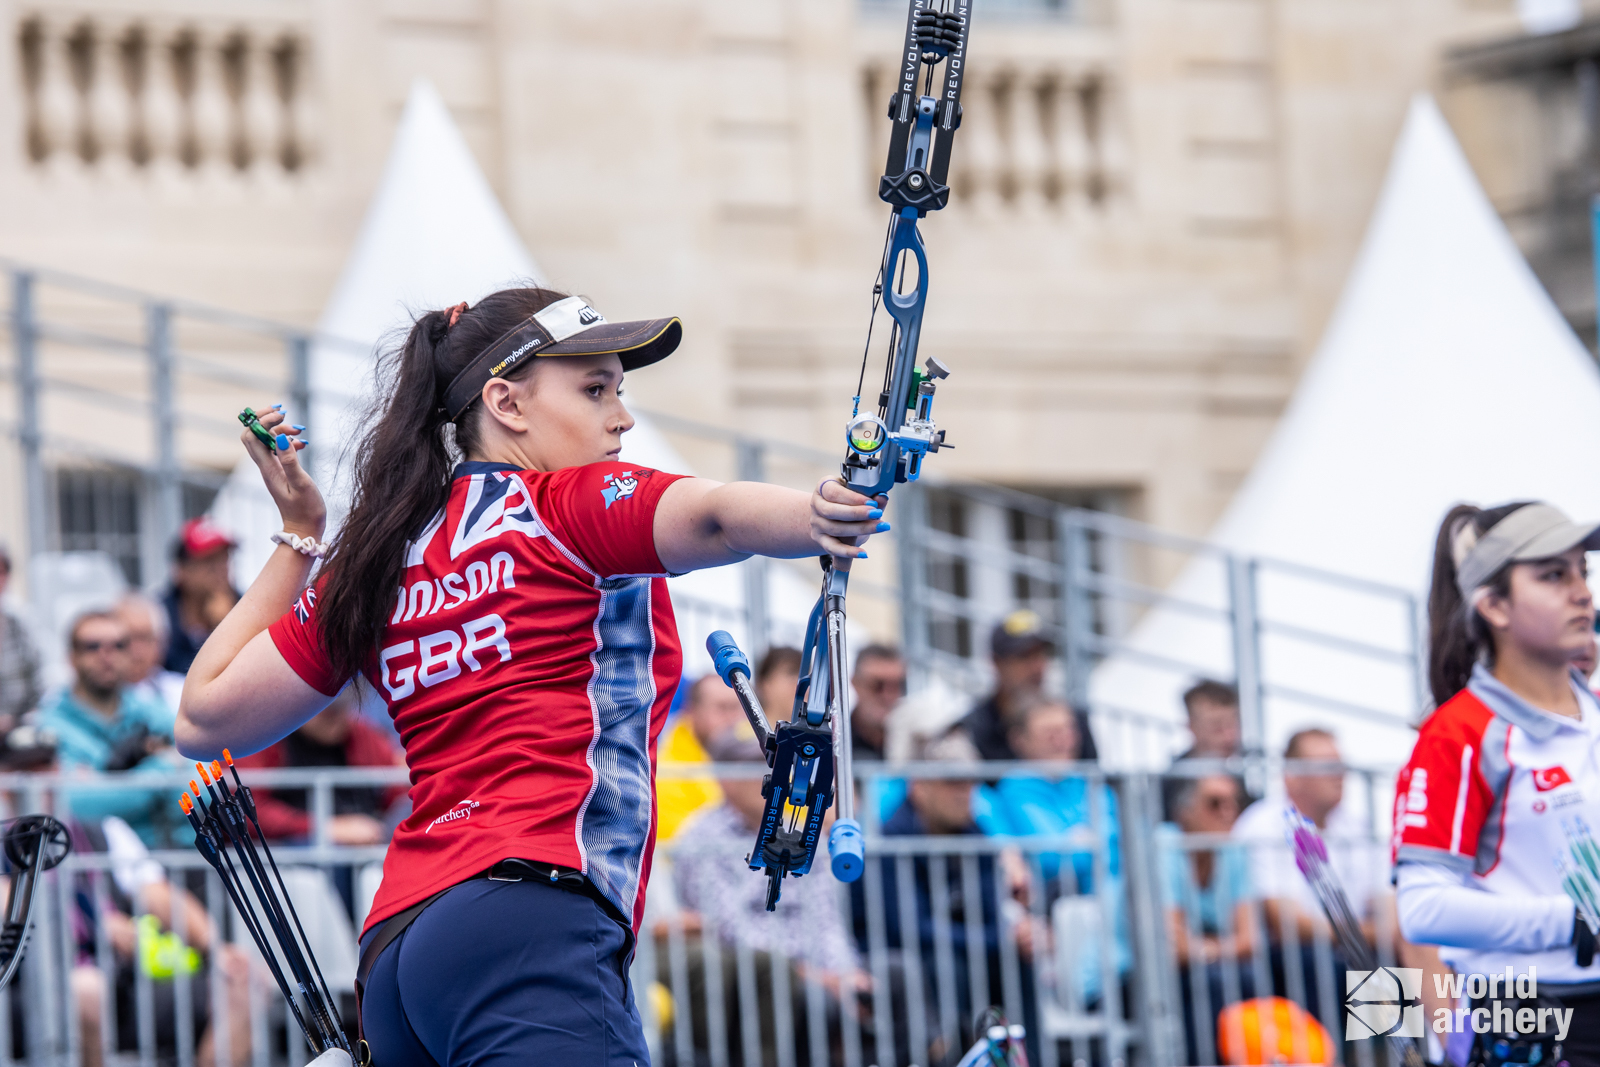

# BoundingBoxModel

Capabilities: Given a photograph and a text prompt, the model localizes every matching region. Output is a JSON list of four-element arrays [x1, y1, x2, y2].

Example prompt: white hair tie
[[270, 531, 329, 558]]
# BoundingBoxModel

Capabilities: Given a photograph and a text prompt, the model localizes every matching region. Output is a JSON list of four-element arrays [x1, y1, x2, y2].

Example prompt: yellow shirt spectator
[[655, 673, 750, 840], [657, 717, 722, 841]]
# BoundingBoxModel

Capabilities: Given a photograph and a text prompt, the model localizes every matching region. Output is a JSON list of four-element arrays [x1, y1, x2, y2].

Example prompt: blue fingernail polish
[[272, 403, 284, 410], [291, 424, 305, 432], [876, 522, 891, 532], [858, 552, 869, 559], [868, 508, 883, 519], [276, 434, 289, 450]]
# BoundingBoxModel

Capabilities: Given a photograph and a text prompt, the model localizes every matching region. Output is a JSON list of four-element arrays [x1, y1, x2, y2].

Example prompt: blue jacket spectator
[[973, 696, 1118, 889], [973, 697, 1130, 1004], [1159, 773, 1256, 960], [39, 610, 187, 847], [850, 730, 1042, 1064]]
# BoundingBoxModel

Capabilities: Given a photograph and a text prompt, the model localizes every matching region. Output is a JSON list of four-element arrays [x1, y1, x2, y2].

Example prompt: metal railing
[[1, 260, 1426, 763], [649, 758, 1400, 1067], [0, 756, 1402, 1067], [0, 261, 365, 588]]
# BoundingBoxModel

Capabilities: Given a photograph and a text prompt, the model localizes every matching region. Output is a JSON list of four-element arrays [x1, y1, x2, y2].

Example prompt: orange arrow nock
[[223, 749, 234, 766], [189, 779, 201, 797], [211, 760, 224, 780], [197, 762, 211, 785], [179, 793, 193, 816]]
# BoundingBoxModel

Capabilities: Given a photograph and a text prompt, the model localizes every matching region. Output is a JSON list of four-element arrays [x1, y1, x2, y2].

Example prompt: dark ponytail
[[1426, 500, 1531, 710], [314, 286, 571, 684]]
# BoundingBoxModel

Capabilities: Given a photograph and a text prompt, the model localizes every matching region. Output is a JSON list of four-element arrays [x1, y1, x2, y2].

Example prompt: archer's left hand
[[810, 478, 889, 560]]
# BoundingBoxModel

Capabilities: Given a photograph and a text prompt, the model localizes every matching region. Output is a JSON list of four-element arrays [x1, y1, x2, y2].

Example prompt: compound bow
[[708, 0, 972, 910]]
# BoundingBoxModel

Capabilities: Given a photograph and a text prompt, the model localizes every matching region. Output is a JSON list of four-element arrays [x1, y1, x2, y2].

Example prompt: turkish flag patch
[[1532, 765, 1573, 792]]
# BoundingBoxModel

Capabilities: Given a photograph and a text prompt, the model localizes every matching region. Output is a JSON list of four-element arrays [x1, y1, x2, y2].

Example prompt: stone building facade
[[0, 0, 1550, 575]]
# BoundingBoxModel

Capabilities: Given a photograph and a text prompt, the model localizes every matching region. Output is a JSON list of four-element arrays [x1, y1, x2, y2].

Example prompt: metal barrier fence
[[2, 261, 1429, 776], [0, 260, 364, 587], [0, 757, 1405, 1067], [647, 758, 1398, 1067]]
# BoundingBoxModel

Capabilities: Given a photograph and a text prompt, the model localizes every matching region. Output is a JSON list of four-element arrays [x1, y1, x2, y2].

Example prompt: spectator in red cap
[[161, 518, 239, 674]]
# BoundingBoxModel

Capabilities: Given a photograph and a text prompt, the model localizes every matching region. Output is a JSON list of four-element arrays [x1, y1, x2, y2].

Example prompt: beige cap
[[1455, 503, 1600, 596]]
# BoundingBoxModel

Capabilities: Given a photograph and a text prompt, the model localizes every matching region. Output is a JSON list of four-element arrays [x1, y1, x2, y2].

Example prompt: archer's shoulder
[[1415, 689, 1494, 745], [533, 462, 684, 512]]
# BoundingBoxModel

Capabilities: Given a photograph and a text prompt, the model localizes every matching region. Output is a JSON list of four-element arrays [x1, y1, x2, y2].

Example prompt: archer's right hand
[[241, 404, 326, 540]]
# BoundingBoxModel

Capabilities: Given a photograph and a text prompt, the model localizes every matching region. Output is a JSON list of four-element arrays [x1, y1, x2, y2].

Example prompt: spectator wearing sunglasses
[[1161, 772, 1257, 1064], [38, 611, 184, 846], [850, 644, 905, 762]]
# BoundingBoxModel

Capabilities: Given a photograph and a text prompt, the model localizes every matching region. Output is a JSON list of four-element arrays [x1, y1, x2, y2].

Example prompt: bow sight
[[707, 0, 971, 910]]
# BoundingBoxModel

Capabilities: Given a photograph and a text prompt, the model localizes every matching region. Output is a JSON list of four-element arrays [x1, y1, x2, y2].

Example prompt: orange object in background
[[1216, 997, 1335, 1065]]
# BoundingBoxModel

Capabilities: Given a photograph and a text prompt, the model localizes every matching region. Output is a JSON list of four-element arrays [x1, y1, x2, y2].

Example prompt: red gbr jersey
[[269, 461, 686, 936]]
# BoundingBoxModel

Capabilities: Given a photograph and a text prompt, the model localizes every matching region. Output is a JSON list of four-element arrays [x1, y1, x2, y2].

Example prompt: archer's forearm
[[712, 482, 819, 559], [181, 546, 315, 711]]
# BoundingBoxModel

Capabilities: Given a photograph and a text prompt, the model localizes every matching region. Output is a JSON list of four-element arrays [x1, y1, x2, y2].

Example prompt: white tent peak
[[318, 78, 541, 344], [1089, 93, 1600, 767], [1206, 92, 1600, 585]]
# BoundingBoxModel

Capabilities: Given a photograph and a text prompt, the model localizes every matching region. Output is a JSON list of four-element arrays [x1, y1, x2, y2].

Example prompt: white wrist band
[[271, 531, 329, 558]]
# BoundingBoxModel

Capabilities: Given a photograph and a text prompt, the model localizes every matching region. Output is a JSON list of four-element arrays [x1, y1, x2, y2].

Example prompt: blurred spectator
[[1161, 772, 1256, 1063], [115, 593, 185, 715], [1231, 729, 1379, 943], [974, 696, 1130, 1008], [1161, 679, 1248, 821], [974, 696, 1116, 893], [850, 644, 904, 761], [1161, 773, 1252, 962], [39, 611, 183, 846], [162, 518, 239, 674], [755, 645, 802, 719], [962, 609, 1097, 762], [1231, 728, 1390, 1026], [0, 543, 42, 730], [860, 730, 1041, 1063], [70, 817, 252, 1067], [668, 728, 862, 1064], [234, 685, 405, 844], [656, 673, 748, 840]]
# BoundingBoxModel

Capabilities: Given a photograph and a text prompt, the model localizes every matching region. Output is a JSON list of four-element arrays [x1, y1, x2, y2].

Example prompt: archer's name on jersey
[[268, 460, 686, 938]]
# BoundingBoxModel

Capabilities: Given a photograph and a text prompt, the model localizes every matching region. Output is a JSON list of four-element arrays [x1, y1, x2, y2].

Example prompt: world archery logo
[[1345, 967, 1424, 1040], [601, 471, 640, 509]]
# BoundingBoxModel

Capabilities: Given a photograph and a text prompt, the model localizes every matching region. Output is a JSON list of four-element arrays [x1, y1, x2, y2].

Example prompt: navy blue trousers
[[359, 877, 648, 1066]]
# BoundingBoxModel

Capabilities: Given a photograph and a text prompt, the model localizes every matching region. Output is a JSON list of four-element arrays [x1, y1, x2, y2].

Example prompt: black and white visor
[[442, 296, 682, 420]]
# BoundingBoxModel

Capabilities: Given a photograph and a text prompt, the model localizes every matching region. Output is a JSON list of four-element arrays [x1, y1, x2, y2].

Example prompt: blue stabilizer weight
[[829, 818, 864, 882], [706, 630, 750, 687]]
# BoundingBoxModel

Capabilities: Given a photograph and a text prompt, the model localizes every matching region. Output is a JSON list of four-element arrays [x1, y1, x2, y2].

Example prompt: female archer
[[176, 287, 884, 1065], [1394, 501, 1600, 1065]]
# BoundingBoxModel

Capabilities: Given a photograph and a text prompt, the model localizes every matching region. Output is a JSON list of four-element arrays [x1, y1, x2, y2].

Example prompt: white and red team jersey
[[1392, 664, 1600, 982], [270, 460, 687, 937]]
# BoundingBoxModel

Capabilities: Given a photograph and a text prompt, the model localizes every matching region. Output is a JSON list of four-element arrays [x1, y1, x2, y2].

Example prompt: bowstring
[[854, 213, 897, 417]]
